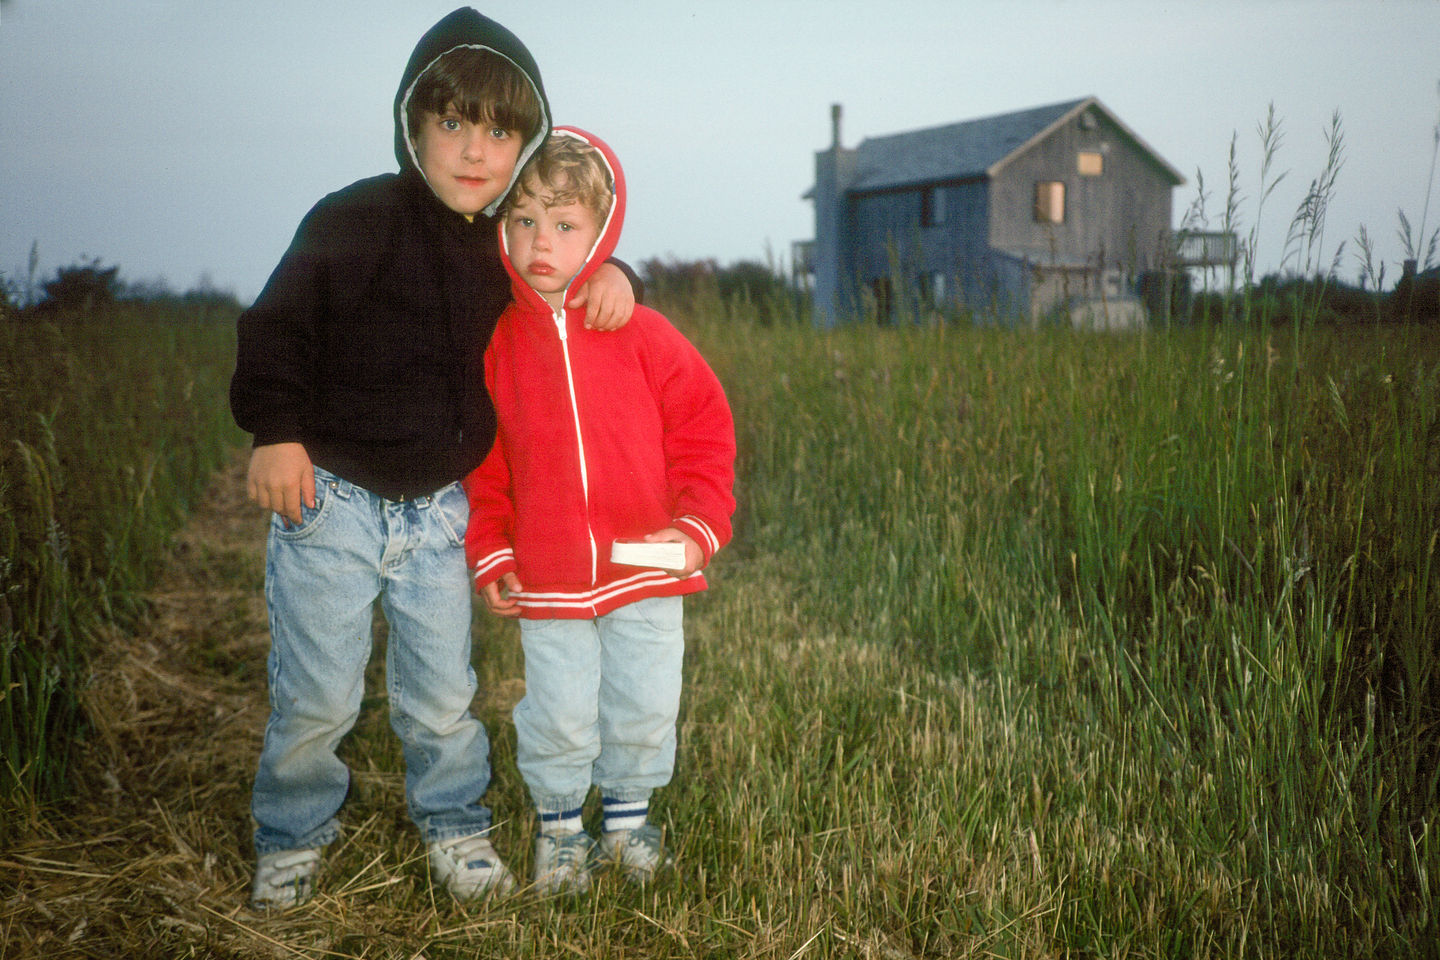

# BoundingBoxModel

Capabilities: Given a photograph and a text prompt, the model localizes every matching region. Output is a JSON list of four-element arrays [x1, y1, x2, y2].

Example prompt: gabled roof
[[839, 95, 1183, 193]]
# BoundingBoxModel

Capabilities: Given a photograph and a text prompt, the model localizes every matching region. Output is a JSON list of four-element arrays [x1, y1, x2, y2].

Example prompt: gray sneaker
[[428, 833, 516, 900], [533, 831, 595, 895], [251, 847, 322, 910], [598, 823, 672, 884]]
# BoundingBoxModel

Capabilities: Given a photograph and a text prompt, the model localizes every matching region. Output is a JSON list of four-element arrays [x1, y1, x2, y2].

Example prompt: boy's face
[[503, 191, 603, 309], [414, 107, 522, 220]]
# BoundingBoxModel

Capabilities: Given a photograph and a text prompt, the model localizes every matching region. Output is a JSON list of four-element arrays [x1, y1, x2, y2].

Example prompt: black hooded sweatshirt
[[229, 8, 555, 500]]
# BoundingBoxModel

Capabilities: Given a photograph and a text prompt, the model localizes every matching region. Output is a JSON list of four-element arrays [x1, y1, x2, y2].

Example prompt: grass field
[[1, 306, 243, 812], [1, 300, 1437, 958]]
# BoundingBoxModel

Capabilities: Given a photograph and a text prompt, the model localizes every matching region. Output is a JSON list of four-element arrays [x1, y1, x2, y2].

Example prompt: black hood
[[392, 7, 552, 218]]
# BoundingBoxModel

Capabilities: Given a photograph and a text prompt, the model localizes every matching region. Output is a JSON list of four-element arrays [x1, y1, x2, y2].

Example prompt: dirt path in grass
[[1, 449, 288, 958]]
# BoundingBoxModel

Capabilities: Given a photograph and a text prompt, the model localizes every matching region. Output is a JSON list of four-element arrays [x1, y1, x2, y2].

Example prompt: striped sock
[[537, 806, 584, 836], [602, 797, 649, 834]]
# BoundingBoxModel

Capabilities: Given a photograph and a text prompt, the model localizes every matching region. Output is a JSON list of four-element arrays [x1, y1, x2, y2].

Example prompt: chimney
[[831, 103, 842, 150]]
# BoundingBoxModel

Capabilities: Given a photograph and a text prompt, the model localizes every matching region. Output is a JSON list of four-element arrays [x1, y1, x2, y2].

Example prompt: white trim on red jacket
[[463, 128, 736, 620]]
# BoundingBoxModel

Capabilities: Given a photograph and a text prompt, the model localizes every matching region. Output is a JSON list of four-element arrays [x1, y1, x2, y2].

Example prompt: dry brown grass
[[0, 452, 709, 959], [0, 450, 279, 957]]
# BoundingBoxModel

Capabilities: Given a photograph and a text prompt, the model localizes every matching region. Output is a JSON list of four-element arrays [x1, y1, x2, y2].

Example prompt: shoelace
[[620, 827, 662, 856], [441, 835, 497, 869], [258, 848, 320, 893], [553, 834, 590, 867], [266, 849, 319, 873]]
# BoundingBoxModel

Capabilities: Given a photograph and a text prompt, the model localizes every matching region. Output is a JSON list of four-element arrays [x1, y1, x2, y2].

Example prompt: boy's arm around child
[[231, 186, 639, 526]]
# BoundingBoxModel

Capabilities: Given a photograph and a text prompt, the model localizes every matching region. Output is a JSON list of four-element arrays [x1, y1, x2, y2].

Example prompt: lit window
[[1077, 151, 1104, 176], [1034, 181, 1065, 223]]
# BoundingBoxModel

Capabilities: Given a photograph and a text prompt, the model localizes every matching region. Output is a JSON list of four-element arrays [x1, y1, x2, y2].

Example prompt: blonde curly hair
[[504, 134, 613, 223]]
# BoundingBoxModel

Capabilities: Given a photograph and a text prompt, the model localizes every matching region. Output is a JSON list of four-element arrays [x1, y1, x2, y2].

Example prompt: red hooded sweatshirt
[[463, 127, 736, 619]]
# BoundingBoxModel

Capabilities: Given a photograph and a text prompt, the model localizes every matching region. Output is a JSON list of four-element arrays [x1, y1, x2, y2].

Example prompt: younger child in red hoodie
[[464, 128, 736, 894]]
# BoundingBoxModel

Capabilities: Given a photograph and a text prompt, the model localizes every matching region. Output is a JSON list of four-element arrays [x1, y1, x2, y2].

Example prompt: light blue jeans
[[515, 596, 685, 816], [251, 466, 493, 856]]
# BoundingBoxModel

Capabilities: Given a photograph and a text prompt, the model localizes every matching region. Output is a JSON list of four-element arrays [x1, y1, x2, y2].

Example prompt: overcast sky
[[2, 0, 1438, 304]]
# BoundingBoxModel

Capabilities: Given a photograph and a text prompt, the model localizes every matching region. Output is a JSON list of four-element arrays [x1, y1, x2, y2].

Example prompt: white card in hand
[[610, 539, 686, 570]]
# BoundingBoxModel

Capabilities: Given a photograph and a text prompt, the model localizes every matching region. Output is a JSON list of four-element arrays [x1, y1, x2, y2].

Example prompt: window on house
[[1035, 181, 1065, 223], [921, 186, 946, 227], [1077, 151, 1104, 176]]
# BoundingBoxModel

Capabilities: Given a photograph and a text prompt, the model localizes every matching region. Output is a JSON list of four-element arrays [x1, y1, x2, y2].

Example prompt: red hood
[[498, 126, 627, 316]]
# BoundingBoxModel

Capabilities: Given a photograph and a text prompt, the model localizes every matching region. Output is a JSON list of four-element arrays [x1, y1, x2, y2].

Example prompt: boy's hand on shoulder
[[571, 261, 634, 331], [247, 442, 315, 527], [644, 528, 704, 578], [481, 572, 524, 618]]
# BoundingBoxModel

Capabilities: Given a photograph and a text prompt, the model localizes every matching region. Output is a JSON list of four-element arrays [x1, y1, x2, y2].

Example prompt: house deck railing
[[1172, 230, 1239, 269]]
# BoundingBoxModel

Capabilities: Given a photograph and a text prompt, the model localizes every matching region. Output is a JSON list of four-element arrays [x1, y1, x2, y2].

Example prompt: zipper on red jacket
[[553, 307, 599, 584]]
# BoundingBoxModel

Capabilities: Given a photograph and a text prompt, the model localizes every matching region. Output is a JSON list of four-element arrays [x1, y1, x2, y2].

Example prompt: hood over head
[[394, 7, 552, 218], [500, 126, 627, 315]]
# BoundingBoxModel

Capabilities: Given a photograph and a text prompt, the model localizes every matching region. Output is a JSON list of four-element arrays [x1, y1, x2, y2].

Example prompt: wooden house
[[800, 96, 1186, 325]]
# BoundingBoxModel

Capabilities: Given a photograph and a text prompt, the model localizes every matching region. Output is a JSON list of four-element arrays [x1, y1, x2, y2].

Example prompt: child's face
[[503, 192, 603, 309], [414, 107, 522, 220]]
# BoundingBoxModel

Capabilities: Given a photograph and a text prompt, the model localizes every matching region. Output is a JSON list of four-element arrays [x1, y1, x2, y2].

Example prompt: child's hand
[[643, 528, 704, 578], [570, 261, 634, 330], [247, 442, 315, 526], [481, 571, 524, 618]]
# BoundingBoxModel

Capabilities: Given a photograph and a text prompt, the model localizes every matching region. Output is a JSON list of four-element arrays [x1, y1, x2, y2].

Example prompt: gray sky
[[2, 0, 1438, 304]]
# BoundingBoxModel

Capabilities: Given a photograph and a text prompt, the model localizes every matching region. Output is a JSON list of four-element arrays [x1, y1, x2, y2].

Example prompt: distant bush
[[641, 256, 804, 324], [1393, 264, 1440, 323], [0, 273, 17, 317], [36, 258, 120, 313], [1182, 271, 1439, 325], [19, 259, 243, 321]]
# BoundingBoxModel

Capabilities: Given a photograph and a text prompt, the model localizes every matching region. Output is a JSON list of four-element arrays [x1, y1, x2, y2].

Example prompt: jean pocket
[[271, 470, 335, 540], [617, 595, 684, 633], [431, 481, 469, 547]]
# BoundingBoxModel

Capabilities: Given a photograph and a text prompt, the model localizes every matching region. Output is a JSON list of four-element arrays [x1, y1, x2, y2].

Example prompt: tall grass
[[6, 299, 1429, 957], [666, 311, 1438, 955], [0, 304, 242, 818]]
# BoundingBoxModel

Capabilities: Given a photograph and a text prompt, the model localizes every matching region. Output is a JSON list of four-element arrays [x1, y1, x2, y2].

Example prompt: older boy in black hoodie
[[229, 8, 638, 909]]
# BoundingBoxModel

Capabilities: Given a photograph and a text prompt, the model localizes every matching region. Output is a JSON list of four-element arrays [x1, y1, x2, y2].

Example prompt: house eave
[[985, 95, 1186, 187], [844, 172, 988, 200]]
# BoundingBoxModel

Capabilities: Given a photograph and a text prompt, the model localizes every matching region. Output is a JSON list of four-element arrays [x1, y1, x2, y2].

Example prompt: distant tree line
[[636, 256, 1439, 328], [7, 252, 1431, 327], [640, 256, 804, 324], [1144, 265, 1440, 326], [1, 254, 243, 320]]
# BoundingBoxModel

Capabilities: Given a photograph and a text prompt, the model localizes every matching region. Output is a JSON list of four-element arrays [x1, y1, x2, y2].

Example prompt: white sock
[[538, 806, 584, 836], [601, 797, 648, 834]]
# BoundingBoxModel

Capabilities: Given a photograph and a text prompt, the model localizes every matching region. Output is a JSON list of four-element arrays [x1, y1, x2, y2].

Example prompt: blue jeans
[[251, 466, 493, 855], [515, 596, 685, 815]]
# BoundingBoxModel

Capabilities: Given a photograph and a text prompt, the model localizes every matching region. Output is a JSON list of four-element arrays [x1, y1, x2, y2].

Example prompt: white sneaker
[[598, 823, 672, 884], [533, 831, 595, 895], [428, 833, 516, 900], [251, 848, 322, 910]]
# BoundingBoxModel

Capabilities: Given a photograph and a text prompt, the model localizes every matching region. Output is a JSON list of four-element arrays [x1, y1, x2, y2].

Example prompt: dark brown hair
[[405, 46, 544, 143]]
